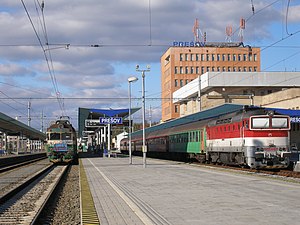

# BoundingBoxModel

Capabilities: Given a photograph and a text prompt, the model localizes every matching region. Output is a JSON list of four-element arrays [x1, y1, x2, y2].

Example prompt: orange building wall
[[161, 45, 261, 121]]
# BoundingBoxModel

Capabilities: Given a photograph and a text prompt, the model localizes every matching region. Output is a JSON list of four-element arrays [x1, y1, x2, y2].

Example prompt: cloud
[[0, 0, 299, 130], [0, 63, 36, 76]]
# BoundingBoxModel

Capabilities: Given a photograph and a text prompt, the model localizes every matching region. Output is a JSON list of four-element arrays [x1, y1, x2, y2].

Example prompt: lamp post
[[128, 76, 138, 165], [136, 65, 150, 168]]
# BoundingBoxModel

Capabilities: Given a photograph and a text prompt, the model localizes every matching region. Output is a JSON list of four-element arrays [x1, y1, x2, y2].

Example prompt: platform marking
[[88, 159, 156, 225]]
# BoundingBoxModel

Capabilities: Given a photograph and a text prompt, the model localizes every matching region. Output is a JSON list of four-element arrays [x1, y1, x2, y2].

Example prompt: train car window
[[251, 117, 269, 128], [272, 117, 289, 128], [50, 133, 60, 140], [62, 133, 72, 140]]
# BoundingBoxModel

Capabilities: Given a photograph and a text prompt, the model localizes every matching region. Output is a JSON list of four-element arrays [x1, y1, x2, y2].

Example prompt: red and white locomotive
[[206, 108, 291, 168]]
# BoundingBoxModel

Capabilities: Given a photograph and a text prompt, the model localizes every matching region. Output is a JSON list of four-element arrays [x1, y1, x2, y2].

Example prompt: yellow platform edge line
[[80, 159, 101, 225]]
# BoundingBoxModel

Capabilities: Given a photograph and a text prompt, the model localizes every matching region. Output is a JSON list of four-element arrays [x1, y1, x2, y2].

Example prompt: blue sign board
[[99, 117, 123, 124], [173, 41, 205, 47]]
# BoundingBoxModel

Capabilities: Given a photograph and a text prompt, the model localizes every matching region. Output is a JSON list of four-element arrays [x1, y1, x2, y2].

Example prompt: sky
[[0, 0, 300, 131]]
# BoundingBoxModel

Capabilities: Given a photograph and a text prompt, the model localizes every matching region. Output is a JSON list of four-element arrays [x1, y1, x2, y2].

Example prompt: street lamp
[[128, 76, 138, 164], [136, 64, 150, 168]]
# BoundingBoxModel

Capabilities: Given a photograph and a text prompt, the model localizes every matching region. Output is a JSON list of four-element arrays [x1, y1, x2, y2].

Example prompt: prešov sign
[[99, 117, 123, 125]]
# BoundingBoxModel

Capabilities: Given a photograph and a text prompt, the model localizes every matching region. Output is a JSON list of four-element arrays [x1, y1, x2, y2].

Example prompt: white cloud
[[0, 0, 299, 129]]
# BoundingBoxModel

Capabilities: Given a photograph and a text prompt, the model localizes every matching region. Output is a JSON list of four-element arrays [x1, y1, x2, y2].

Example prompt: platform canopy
[[0, 112, 46, 140], [78, 107, 140, 138]]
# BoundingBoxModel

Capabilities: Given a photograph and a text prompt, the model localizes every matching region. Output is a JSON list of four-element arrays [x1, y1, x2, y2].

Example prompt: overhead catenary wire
[[3, 0, 298, 122], [20, 0, 66, 117]]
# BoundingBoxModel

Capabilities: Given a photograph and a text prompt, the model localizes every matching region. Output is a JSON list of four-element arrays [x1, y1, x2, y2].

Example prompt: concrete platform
[[81, 157, 300, 225]]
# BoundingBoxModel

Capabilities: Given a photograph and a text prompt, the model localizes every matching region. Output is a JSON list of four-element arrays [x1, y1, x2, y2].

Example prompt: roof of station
[[78, 107, 141, 138], [173, 72, 300, 103], [0, 112, 46, 140]]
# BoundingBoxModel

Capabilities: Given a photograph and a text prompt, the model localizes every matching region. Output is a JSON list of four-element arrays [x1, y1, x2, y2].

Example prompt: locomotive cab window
[[272, 117, 289, 128], [50, 133, 60, 140], [250, 116, 290, 130], [251, 118, 269, 129], [62, 133, 72, 140]]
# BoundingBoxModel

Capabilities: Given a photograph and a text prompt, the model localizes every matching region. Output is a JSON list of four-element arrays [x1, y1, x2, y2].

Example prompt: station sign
[[85, 119, 102, 127], [99, 117, 123, 125], [173, 41, 205, 47]]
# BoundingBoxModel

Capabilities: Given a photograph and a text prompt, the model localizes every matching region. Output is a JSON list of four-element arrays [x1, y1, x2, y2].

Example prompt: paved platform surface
[[81, 157, 300, 225]]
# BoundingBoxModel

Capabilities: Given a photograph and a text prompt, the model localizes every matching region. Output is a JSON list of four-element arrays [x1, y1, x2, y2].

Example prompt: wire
[[21, 0, 66, 117], [148, 0, 152, 46], [286, 0, 291, 36]]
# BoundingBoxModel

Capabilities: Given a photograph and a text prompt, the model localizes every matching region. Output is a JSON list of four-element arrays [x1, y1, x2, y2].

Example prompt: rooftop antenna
[[225, 25, 233, 42], [193, 18, 206, 43], [238, 18, 246, 43]]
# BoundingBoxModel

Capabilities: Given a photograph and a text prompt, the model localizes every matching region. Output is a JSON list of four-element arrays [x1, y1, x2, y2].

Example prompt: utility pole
[[28, 101, 31, 127]]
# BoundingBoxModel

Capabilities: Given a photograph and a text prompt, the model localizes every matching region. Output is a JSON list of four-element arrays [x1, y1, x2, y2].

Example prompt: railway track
[[0, 159, 52, 203], [0, 156, 47, 174], [0, 165, 68, 225]]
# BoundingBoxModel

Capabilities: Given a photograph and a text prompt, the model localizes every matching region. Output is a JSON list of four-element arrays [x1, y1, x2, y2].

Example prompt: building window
[[180, 79, 184, 87], [212, 54, 215, 61], [175, 79, 178, 87], [175, 105, 179, 113], [243, 67, 247, 72], [238, 67, 241, 72], [254, 66, 257, 72], [185, 66, 189, 74], [227, 54, 231, 61], [186, 79, 189, 85], [206, 67, 210, 72], [228, 67, 231, 71], [195, 54, 199, 61], [180, 54, 183, 61], [201, 54, 204, 61], [196, 66, 199, 74], [174, 67, 178, 74], [243, 54, 247, 61], [222, 66, 226, 71], [254, 54, 257, 61], [233, 54, 236, 61], [249, 54, 252, 61], [249, 67, 252, 72], [206, 54, 210, 61], [190, 67, 194, 74], [217, 66, 220, 71], [212, 66, 215, 71], [233, 67, 236, 72], [180, 67, 183, 74], [201, 67, 205, 74], [217, 54, 220, 61], [185, 54, 189, 61], [190, 54, 194, 61], [222, 54, 226, 61], [238, 54, 241, 61]]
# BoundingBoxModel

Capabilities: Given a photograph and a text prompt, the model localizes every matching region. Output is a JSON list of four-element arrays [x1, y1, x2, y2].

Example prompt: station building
[[161, 42, 261, 121], [173, 72, 300, 116]]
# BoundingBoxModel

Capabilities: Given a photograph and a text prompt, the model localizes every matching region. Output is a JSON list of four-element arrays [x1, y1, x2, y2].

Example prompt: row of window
[[169, 131, 200, 143], [179, 53, 257, 62], [174, 65, 258, 75]]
